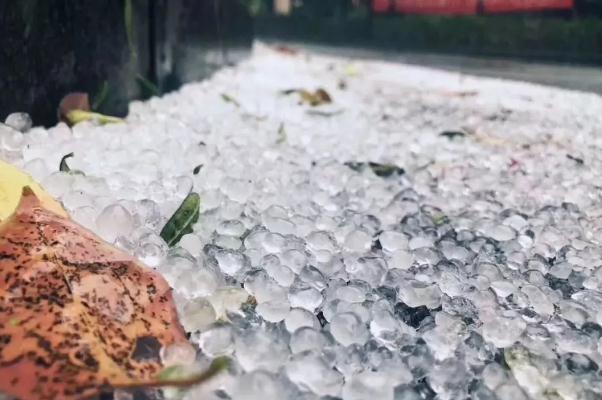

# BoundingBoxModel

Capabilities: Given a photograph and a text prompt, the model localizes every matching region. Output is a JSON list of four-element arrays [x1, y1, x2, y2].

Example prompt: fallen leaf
[[440, 90, 478, 98], [65, 110, 124, 126], [160, 192, 201, 247], [58, 92, 90, 123], [0, 159, 66, 220], [193, 165, 203, 175], [273, 45, 298, 55], [344, 64, 359, 77], [91, 81, 109, 110], [276, 123, 286, 144], [306, 107, 343, 117], [566, 154, 584, 165], [344, 161, 404, 178], [59, 152, 74, 172], [281, 88, 332, 107], [136, 74, 161, 98], [221, 93, 240, 108], [0, 188, 221, 400], [439, 130, 466, 139]]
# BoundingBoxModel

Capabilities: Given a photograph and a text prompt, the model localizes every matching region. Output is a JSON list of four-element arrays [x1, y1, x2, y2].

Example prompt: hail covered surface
[[3, 43, 602, 399]]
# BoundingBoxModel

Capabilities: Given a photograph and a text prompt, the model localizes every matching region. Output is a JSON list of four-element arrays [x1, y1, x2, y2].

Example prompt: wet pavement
[[284, 42, 602, 95]]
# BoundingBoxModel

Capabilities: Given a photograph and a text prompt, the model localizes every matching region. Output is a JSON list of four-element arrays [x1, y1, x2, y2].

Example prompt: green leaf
[[344, 161, 404, 178], [160, 192, 201, 247], [432, 214, 448, 226], [66, 110, 124, 126], [239, 0, 264, 16], [116, 357, 229, 389], [439, 130, 466, 139], [368, 162, 404, 177], [221, 93, 240, 108], [276, 123, 286, 144], [59, 153, 74, 172], [92, 81, 109, 111], [19, 0, 38, 38], [344, 161, 364, 172], [136, 74, 160, 98], [124, 0, 137, 61]]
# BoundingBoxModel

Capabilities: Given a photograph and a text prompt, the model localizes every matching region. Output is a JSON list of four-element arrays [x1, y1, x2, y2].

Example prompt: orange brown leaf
[[0, 188, 193, 400]]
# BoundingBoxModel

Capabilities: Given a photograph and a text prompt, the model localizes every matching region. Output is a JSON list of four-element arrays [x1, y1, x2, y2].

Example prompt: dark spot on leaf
[[131, 335, 161, 362]]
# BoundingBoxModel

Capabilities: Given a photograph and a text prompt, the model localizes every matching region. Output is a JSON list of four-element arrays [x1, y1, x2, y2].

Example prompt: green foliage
[[124, 0, 137, 61], [160, 193, 201, 247]]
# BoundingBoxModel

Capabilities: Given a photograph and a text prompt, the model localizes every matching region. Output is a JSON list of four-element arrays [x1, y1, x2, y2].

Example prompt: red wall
[[373, 0, 391, 12], [483, 0, 574, 13], [394, 0, 478, 15]]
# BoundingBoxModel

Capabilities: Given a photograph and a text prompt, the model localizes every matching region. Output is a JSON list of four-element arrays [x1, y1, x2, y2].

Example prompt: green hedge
[[256, 15, 602, 63]]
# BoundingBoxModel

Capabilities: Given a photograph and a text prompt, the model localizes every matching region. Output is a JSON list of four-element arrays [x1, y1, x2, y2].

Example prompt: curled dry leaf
[[273, 45, 298, 55], [58, 92, 124, 126], [0, 188, 211, 400], [281, 88, 332, 107], [58, 92, 91, 124], [59, 152, 74, 172], [65, 110, 124, 126]]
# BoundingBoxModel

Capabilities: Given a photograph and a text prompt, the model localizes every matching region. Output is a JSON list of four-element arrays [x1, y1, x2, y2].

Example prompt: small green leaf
[[344, 161, 364, 172], [566, 154, 584, 165], [221, 93, 240, 108], [433, 214, 448, 226], [66, 110, 124, 126], [136, 74, 160, 98], [368, 162, 404, 177], [59, 153, 74, 172], [160, 192, 201, 247], [124, 0, 137, 61], [439, 130, 466, 139], [344, 161, 404, 178], [116, 357, 229, 389], [92, 81, 109, 110], [276, 123, 286, 144]]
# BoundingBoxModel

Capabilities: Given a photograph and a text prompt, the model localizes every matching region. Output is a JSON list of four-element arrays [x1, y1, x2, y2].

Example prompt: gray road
[[284, 42, 602, 95]]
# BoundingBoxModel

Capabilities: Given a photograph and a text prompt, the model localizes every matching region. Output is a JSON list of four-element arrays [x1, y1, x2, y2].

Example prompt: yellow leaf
[[66, 109, 124, 126], [0, 159, 67, 221]]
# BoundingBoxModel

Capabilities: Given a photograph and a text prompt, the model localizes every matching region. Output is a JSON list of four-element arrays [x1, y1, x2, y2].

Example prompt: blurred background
[[1, 0, 601, 127]]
